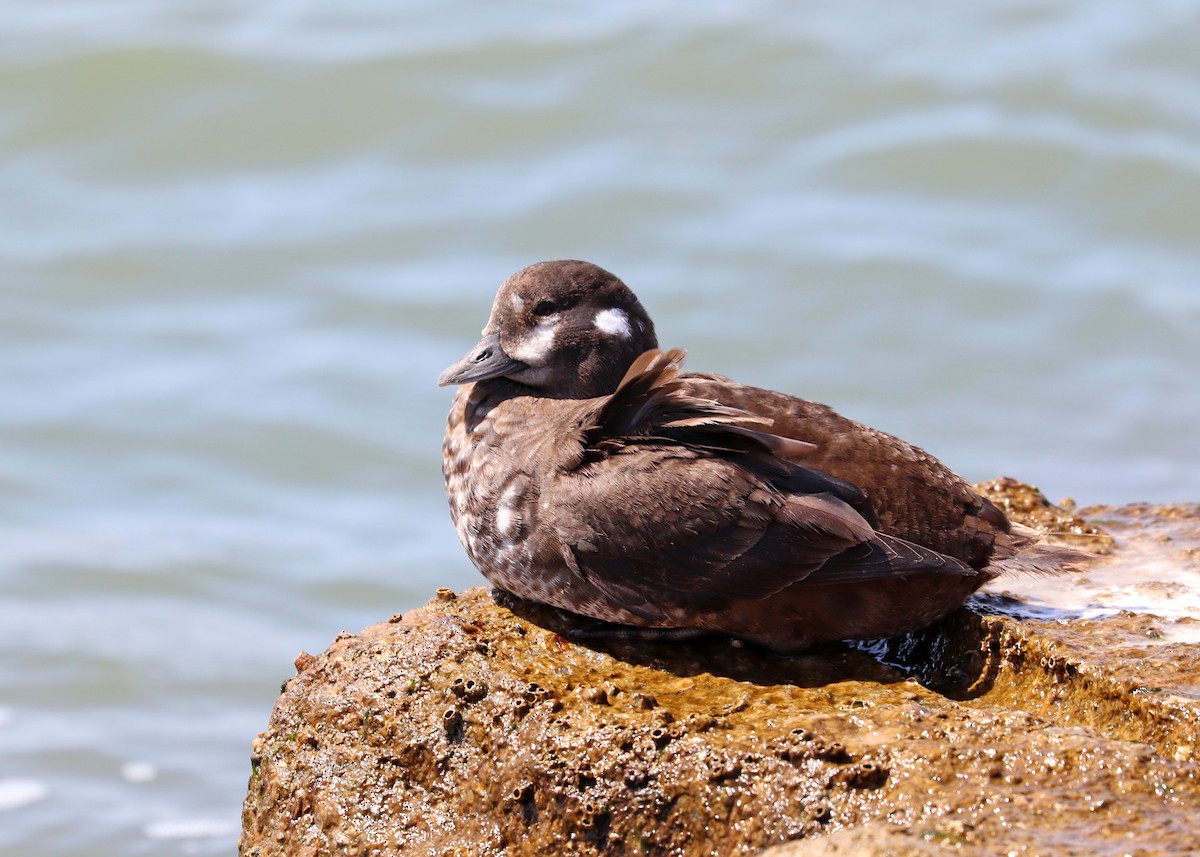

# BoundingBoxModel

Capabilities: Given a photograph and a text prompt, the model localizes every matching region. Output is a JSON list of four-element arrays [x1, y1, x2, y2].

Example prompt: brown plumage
[[438, 259, 1032, 651]]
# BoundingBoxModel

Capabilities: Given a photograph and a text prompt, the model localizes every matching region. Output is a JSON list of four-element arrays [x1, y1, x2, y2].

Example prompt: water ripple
[[2, 4, 1198, 856]]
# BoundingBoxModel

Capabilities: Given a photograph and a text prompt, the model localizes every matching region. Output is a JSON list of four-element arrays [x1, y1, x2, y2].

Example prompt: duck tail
[[988, 522, 1107, 576]]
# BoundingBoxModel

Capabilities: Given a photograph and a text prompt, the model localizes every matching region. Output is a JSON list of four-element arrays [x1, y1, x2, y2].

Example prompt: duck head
[[438, 260, 659, 399]]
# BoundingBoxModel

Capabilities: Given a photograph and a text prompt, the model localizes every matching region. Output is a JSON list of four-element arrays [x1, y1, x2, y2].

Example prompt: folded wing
[[542, 349, 977, 622]]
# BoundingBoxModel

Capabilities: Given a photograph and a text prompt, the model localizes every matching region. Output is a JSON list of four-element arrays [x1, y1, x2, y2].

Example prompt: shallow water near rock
[[981, 504, 1200, 646], [3, 4, 1200, 856]]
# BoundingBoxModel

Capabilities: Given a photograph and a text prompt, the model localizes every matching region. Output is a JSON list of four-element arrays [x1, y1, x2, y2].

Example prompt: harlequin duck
[[439, 260, 1038, 651]]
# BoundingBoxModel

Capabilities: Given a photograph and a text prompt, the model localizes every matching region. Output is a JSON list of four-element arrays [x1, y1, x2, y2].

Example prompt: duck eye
[[533, 299, 556, 316]]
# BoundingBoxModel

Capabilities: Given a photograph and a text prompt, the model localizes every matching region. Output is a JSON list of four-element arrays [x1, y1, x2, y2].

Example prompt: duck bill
[[438, 331, 528, 386]]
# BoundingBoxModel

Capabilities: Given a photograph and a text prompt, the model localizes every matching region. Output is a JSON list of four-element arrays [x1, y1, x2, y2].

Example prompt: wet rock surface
[[240, 490, 1200, 856]]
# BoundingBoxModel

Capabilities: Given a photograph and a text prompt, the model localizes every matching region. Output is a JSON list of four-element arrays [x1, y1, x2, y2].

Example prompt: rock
[[240, 492, 1200, 856]]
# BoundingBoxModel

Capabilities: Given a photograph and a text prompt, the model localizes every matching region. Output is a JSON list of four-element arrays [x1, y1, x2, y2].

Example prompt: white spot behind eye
[[511, 293, 524, 311], [594, 308, 632, 339]]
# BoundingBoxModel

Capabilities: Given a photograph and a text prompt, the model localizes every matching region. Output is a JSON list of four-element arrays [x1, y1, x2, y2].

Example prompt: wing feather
[[544, 348, 975, 618]]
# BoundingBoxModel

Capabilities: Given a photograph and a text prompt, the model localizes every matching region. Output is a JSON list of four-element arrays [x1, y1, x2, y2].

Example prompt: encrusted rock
[[241, 489, 1200, 856]]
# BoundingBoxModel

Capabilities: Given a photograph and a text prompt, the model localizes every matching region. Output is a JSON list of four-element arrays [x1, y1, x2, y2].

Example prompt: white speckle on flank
[[506, 319, 558, 363], [594, 308, 632, 339], [496, 483, 524, 537], [496, 505, 517, 536]]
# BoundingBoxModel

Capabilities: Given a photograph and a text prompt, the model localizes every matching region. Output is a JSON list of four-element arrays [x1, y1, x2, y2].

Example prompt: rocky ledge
[[240, 485, 1200, 856]]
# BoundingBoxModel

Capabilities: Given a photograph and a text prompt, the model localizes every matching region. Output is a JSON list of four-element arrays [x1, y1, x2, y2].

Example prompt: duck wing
[[679, 372, 1010, 568], [543, 349, 976, 621]]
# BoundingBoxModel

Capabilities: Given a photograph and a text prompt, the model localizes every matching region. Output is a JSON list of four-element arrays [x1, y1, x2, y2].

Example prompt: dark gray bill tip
[[437, 331, 527, 387]]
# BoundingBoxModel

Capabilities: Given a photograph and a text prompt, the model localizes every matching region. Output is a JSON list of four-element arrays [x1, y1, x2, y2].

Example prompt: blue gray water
[[2, 2, 1199, 853]]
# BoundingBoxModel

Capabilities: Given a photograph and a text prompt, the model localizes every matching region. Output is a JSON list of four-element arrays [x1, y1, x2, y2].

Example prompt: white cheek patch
[[510, 293, 524, 312], [594, 308, 632, 339], [506, 319, 559, 364]]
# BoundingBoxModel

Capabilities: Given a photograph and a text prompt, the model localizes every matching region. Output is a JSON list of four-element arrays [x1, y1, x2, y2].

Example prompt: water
[[2, 2, 1198, 853]]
